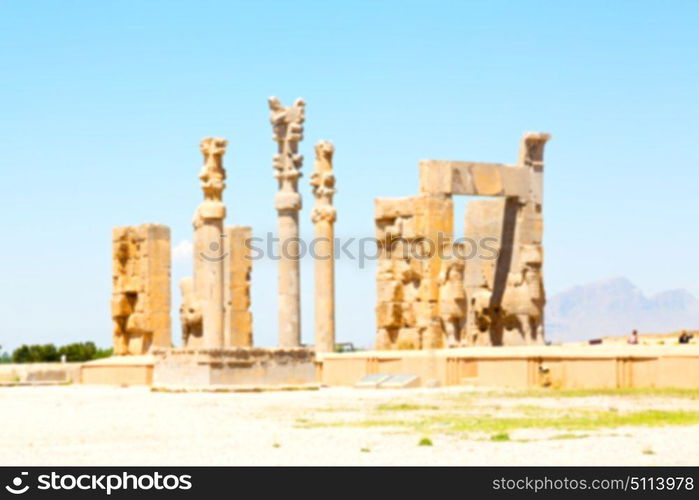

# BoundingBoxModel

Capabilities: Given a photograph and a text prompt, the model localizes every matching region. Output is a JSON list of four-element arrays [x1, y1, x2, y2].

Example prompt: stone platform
[[1, 362, 82, 384], [78, 345, 699, 390], [151, 348, 317, 388], [318, 345, 699, 389], [80, 355, 155, 386]]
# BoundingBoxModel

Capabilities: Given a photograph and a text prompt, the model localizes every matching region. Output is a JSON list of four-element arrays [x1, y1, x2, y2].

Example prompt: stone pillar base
[[151, 347, 316, 387]]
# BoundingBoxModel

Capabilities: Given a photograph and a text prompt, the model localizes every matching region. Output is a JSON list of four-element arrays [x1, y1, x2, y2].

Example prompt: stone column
[[516, 132, 550, 248], [512, 132, 551, 344], [193, 137, 227, 349], [310, 141, 336, 352], [268, 97, 305, 348]]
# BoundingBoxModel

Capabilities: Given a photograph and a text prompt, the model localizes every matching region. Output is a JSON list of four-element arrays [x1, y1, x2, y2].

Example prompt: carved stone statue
[[438, 258, 466, 347], [501, 244, 545, 344], [179, 276, 202, 346]]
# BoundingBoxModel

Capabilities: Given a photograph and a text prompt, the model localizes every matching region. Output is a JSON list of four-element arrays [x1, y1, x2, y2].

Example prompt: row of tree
[[3, 342, 113, 363]]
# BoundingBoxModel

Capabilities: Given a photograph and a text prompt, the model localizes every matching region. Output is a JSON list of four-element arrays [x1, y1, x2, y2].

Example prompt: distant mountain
[[545, 277, 699, 342]]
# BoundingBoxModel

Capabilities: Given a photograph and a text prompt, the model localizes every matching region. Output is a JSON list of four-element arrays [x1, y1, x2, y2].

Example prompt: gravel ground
[[1, 386, 698, 466]]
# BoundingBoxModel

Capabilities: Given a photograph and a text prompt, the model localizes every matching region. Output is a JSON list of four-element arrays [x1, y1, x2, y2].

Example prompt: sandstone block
[[396, 328, 420, 350], [111, 224, 171, 355], [224, 226, 253, 348], [377, 280, 402, 302], [376, 302, 402, 328], [375, 196, 418, 220]]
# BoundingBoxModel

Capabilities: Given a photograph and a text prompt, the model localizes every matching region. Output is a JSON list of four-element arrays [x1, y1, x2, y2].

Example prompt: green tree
[[12, 342, 113, 363], [58, 342, 96, 362], [94, 346, 113, 359], [12, 344, 59, 363]]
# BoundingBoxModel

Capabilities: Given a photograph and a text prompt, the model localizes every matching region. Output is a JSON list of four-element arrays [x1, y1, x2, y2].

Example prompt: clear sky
[[1, 1, 697, 351]]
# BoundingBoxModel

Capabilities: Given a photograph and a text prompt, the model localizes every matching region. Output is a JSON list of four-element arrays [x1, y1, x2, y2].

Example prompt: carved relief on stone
[[465, 272, 495, 346], [374, 131, 550, 350], [111, 224, 171, 355], [438, 257, 466, 348], [501, 244, 544, 344], [374, 192, 459, 350], [179, 276, 202, 347], [374, 196, 447, 350]]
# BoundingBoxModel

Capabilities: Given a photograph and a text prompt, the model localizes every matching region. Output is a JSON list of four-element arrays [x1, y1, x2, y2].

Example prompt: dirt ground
[[1, 385, 698, 466]]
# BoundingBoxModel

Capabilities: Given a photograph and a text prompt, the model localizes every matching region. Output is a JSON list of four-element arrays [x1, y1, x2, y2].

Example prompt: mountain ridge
[[545, 277, 699, 341]]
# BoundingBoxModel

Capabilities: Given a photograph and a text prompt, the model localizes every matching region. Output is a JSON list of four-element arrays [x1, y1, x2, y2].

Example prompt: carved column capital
[[269, 97, 306, 186], [310, 140, 336, 225], [311, 205, 337, 224], [518, 132, 551, 169], [199, 137, 227, 203]]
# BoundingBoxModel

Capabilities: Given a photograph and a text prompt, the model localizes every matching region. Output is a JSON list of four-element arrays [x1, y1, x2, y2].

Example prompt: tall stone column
[[512, 132, 551, 344], [193, 137, 227, 349], [268, 97, 305, 348], [310, 141, 336, 352]]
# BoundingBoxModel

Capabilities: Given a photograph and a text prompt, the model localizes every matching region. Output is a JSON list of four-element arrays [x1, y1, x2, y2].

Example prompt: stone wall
[[374, 194, 453, 349], [152, 348, 316, 387], [0, 363, 82, 384], [319, 345, 699, 389], [111, 224, 171, 355], [374, 132, 550, 349], [224, 226, 253, 347]]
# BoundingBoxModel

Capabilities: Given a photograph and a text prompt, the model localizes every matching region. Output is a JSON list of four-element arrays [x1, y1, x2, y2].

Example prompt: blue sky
[[1, 1, 697, 351]]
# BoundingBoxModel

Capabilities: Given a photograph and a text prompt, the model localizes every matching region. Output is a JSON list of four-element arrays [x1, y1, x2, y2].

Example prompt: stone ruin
[[269, 97, 305, 348], [109, 97, 337, 387], [113, 137, 255, 359], [178, 137, 254, 350], [110, 98, 551, 386], [310, 140, 337, 353], [375, 132, 550, 349], [111, 224, 171, 355]]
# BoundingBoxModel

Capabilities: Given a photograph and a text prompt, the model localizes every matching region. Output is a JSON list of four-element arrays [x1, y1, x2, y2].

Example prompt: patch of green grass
[[550, 433, 589, 440], [272, 443, 281, 448], [299, 409, 699, 435], [442, 409, 699, 433], [376, 403, 439, 412], [360, 447, 371, 453], [493, 387, 699, 399], [294, 418, 403, 429], [490, 432, 510, 441], [418, 437, 433, 446]]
